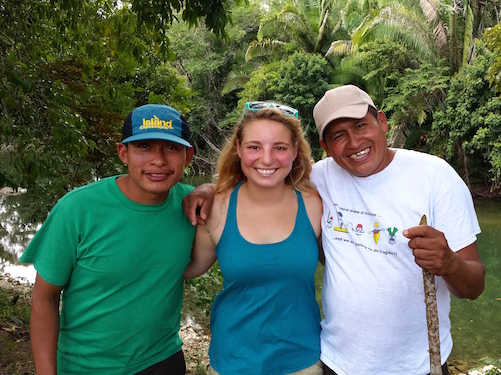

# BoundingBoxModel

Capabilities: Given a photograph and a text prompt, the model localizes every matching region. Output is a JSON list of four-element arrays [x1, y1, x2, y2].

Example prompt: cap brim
[[319, 104, 369, 140], [122, 132, 192, 147]]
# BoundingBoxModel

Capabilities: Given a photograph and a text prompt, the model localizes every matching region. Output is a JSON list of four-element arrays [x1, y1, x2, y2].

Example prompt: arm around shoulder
[[182, 183, 216, 226]]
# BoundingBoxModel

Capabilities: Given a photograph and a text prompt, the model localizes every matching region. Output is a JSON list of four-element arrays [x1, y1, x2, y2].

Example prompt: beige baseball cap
[[313, 85, 376, 140]]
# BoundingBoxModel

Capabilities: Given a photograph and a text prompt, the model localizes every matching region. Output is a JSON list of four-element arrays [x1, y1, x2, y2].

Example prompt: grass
[[0, 287, 31, 336], [0, 284, 34, 374]]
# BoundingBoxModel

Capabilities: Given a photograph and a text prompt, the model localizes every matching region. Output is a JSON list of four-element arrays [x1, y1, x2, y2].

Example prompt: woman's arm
[[303, 191, 324, 264], [184, 224, 218, 279], [303, 191, 323, 239]]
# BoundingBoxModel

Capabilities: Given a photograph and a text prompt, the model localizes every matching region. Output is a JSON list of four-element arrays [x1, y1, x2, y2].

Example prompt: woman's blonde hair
[[214, 107, 317, 195]]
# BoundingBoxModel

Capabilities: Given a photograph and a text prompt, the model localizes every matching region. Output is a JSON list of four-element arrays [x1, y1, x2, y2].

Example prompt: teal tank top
[[209, 184, 321, 375]]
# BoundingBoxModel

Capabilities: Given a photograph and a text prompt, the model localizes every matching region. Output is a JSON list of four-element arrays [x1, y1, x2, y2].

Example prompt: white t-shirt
[[311, 149, 480, 375]]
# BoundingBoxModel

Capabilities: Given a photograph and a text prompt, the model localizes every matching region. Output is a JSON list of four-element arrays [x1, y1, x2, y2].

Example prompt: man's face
[[117, 139, 193, 204], [320, 111, 393, 177]]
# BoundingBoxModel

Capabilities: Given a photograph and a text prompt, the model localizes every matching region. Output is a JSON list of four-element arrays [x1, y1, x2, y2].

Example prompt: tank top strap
[[294, 189, 316, 238], [224, 183, 242, 233], [295, 189, 304, 212]]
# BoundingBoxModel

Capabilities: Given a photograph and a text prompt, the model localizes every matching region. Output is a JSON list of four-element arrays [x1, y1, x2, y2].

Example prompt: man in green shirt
[[21, 104, 196, 375]]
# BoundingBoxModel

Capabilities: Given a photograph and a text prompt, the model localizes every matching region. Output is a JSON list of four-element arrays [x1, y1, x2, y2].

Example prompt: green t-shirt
[[21, 176, 195, 374]]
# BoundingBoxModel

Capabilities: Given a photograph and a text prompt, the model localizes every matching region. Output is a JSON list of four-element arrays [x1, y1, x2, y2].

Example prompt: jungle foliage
[[1, 0, 501, 224]]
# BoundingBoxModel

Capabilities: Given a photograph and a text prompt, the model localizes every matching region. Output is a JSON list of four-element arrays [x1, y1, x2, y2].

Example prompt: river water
[[447, 199, 501, 364], [1, 190, 500, 365]]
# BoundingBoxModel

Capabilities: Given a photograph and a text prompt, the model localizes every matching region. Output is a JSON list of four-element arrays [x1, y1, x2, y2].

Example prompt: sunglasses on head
[[242, 101, 299, 119]]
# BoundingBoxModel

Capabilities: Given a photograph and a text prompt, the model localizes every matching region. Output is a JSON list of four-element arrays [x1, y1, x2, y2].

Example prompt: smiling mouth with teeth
[[256, 169, 276, 175], [350, 148, 369, 159]]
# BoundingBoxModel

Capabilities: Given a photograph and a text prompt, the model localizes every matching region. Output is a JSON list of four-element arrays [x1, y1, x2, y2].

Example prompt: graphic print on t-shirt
[[325, 202, 399, 256]]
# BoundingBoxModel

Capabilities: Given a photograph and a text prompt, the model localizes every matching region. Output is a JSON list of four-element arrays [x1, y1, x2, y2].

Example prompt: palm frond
[[245, 39, 287, 62], [221, 74, 249, 95], [462, 4, 474, 67], [315, 10, 330, 52], [325, 40, 353, 57], [368, 4, 438, 62], [277, 9, 317, 51], [447, 6, 462, 72]]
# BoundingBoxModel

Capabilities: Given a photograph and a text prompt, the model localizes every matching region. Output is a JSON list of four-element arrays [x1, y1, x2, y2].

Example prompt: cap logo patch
[[140, 116, 174, 131]]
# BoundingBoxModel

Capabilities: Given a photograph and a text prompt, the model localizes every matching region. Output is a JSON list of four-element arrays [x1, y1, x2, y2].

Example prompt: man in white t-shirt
[[182, 87, 486, 375], [312, 85, 485, 375]]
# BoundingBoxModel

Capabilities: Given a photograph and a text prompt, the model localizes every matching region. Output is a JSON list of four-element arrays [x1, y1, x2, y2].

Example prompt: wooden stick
[[420, 214, 442, 374]]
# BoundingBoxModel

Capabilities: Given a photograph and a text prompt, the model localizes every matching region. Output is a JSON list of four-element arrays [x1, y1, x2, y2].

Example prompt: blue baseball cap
[[121, 104, 192, 147]]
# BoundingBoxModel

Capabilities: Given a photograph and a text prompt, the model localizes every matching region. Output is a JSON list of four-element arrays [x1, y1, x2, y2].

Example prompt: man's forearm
[[30, 297, 60, 374], [443, 254, 485, 299]]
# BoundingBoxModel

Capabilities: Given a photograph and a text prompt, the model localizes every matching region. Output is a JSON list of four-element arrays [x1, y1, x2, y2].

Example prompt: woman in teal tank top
[[184, 103, 323, 375]]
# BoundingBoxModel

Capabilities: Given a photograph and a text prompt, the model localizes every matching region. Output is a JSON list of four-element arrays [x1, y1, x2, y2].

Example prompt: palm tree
[[244, 0, 352, 62], [321, 0, 500, 147], [327, 1, 441, 65], [221, 0, 351, 97], [329, 0, 500, 74]]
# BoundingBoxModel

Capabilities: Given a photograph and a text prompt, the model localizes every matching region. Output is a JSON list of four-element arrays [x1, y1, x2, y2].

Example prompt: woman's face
[[237, 119, 297, 189]]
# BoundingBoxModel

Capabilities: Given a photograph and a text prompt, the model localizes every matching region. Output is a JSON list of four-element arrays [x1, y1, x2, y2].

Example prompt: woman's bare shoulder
[[301, 189, 322, 236], [301, 189, 322, 208]]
